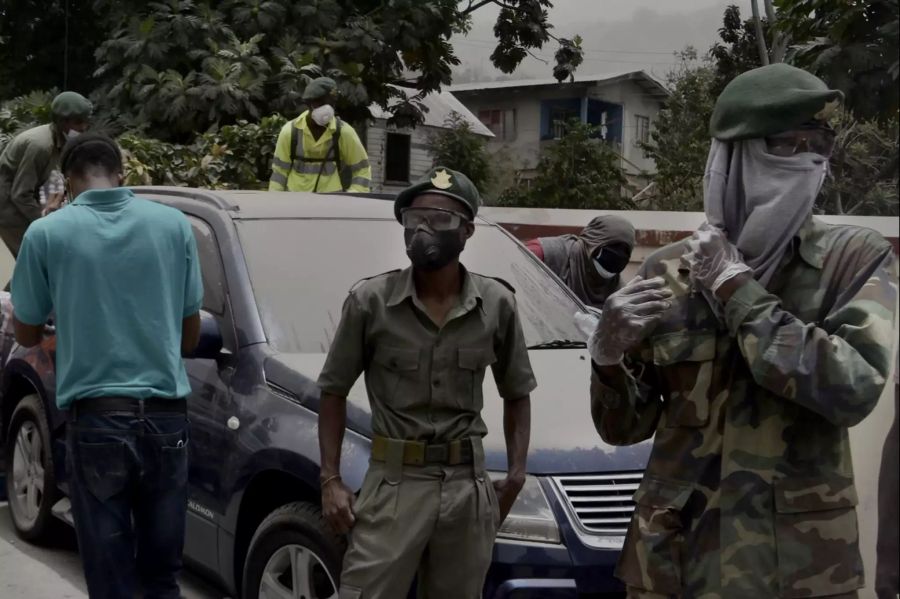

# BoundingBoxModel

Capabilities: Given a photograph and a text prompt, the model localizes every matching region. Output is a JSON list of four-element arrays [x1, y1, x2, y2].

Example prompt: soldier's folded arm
[[10, 143, 48, 222], [589, 346, 664, 446], [724, 236, 897, 427]]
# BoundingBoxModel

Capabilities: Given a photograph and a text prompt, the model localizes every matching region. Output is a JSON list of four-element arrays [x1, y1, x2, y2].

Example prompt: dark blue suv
[[0, 188, 650, 598]]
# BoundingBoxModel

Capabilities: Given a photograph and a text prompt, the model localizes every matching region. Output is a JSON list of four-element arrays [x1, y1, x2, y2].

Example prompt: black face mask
[[594, 244, 631, 276], [404, 228, 465, 271]]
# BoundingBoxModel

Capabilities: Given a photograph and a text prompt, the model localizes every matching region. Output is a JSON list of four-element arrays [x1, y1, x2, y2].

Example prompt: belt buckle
[[404, 441, 426, 466], [425, 444, 449, 464]]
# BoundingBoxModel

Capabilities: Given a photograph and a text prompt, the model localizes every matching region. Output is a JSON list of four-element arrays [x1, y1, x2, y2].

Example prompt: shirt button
[[433, 379, 441, 387]]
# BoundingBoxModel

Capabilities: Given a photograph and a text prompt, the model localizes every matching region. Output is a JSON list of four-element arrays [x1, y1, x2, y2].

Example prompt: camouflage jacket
[[592, 218, 898, 599]]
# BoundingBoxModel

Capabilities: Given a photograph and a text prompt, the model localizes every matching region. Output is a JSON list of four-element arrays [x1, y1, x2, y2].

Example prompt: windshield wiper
[[527, 339, 586, 350]]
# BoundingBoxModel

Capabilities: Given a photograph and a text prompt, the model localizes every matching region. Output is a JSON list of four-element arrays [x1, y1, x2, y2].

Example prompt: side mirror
[[189, 310, 224, 360]]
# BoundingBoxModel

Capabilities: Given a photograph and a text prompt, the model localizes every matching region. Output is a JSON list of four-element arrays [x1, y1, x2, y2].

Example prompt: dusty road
[[0, 502, 226, 599]]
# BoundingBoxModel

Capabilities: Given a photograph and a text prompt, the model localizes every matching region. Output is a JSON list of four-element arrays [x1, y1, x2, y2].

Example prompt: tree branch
[[763, 0, 789, 63], [460, 0, 496, 15], [750, 0, 771, 66]]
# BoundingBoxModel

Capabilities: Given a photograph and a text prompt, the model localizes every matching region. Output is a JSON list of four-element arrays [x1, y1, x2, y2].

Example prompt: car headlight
[[488, 472, 561, 544]]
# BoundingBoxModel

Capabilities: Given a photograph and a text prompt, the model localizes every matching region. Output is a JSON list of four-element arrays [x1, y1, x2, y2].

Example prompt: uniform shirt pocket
[[651, 331, 716, 428], [371, 345, 422, 409], [773, 474, 864, 598], [456, 346, 497, 411]]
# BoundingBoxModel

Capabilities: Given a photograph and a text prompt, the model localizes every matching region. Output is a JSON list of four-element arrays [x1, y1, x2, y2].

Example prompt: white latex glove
[[683, 223, 752, 293], [581, 276, 673, 365]]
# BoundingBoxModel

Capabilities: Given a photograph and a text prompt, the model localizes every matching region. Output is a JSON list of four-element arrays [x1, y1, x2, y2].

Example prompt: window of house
[[550, 107, 579, 139], [478, 109, 516, 141], [635, 115, 651, 145], [384, 133, 411, 183]]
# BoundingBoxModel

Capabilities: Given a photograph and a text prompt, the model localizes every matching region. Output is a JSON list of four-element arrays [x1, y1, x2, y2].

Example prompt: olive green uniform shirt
[[592, 218, 898, 599], [318, 266, 537, 442], [0, 124, 63, 228]]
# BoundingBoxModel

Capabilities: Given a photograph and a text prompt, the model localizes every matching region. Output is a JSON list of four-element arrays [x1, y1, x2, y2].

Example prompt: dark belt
[[71, 397, 187, 416], [371, 436, 474, 466]]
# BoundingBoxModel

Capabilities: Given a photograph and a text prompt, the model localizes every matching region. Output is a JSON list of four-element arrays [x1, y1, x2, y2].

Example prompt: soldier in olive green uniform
[[585, 64, 898, 599], [0, 91, 92, 258], [317, 167, 536, 599]]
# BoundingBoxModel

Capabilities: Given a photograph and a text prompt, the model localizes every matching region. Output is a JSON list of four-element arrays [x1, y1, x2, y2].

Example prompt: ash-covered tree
[[427, 112, 491, 192], [83, 0, 583, 141], [498, 119, 628, 209]]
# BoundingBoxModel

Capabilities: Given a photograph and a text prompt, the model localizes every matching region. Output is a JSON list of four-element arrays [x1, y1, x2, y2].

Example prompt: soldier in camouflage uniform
[[586, 64, 899, 599]]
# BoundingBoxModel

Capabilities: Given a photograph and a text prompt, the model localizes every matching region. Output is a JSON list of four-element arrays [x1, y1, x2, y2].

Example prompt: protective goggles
[[764, 123, 836, 158], [400, 207, 470, 231]]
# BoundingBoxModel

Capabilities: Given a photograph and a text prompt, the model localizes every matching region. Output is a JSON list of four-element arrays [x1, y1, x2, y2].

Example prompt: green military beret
[[710, 63, 843, 141], [50, 91, 92, 120], [394, 167, 482, 222], [302, 77, 337, 101]]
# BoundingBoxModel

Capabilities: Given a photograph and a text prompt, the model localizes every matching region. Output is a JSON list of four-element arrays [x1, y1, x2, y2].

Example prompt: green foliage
[[0, 0, 581, 142], [639, 50, 716, 211], [120, 114, 285, 189], [709, 5, 768, 96], [775, 0, 899, 121], [497, 119, 628, 209], [0, 1, 104, 99], [427, 112, 491, 193], [818, 111, 899, 216], [0, 90, 59, 154]]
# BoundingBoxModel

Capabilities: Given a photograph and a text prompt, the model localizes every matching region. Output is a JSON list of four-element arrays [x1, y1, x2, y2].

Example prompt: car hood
[[264, 349, 651, 475]]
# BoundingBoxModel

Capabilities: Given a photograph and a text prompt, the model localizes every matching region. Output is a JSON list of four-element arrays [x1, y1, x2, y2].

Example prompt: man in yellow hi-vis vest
[[269, 77, 372, 193]]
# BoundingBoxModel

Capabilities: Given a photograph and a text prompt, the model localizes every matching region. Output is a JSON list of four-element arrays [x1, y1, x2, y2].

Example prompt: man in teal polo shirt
[[11, 132, 203, 599]]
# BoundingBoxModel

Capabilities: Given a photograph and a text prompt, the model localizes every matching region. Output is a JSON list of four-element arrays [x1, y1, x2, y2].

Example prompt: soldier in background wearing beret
[[317, 167, 536, 598], [584, 64, 898, 598]]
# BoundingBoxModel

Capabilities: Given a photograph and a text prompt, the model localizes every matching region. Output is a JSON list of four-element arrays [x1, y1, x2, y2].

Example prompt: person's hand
[[321, 477, 356, 534], [493, 474, 525, 522], [682, 223, 752, 296], [585, 276, 673, 365], [41, 192, 65, 217]]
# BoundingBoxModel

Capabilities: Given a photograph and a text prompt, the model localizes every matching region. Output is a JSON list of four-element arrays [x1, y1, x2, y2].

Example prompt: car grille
[[553, 471, 643, 535]]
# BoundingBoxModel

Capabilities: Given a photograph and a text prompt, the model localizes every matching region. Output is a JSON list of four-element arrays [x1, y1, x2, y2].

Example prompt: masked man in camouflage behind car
[[583, 64, 898, 599], [317, 167, 535, 598]]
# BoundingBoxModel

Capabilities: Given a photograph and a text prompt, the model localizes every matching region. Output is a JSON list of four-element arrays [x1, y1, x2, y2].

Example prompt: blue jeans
[[66, 408, 189, 599]]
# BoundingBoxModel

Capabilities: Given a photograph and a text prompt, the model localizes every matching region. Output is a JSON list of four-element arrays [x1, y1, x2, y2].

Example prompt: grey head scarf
[[539, 215, 636, 308], [703, 137, 828, 288]]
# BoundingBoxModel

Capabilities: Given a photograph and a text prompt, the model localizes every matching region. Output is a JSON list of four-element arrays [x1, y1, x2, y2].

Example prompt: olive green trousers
[[339, 457, 500, 598]]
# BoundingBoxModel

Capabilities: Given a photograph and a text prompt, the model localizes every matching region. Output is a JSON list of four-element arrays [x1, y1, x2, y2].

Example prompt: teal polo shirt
[[11, 188, 203, 408]]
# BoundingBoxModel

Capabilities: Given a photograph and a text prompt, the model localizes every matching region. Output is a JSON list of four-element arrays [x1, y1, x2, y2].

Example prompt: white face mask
[[65, 129, 82, 141], [593, 259, 617, 280], [310, 104, 335, 127]]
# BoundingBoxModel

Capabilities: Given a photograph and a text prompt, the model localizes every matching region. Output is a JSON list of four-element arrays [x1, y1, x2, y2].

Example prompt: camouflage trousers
[[625, 586, 860, 599], [339, 460, 500, 599]]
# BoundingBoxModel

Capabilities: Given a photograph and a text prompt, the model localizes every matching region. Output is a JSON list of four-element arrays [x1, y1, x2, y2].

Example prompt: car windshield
[[236, 219, 585, 354]]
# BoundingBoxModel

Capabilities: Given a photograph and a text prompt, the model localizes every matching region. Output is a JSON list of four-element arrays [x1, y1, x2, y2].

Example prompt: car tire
[[242, 501, 346, 599], [4, 393, 61, 543]]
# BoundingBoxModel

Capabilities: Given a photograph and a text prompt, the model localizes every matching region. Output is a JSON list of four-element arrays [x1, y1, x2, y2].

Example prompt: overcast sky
[[451, 0, 738, 83]]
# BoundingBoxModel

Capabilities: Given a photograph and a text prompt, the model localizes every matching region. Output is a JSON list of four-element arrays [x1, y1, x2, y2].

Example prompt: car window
[[187, 216, 227, 316], [236, 219, 585, 354]]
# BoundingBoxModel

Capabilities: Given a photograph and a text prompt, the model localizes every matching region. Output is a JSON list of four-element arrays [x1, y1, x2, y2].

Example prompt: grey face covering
[[703, 138, 828, 287]]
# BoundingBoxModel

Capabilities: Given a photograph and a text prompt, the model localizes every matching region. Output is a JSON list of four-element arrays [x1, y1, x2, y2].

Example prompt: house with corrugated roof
[[366, 88, 493, 194], [448, 70, 669, 186]]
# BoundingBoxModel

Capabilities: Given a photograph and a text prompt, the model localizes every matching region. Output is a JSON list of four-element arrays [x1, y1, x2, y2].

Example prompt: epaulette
[[471, 272, 516, 294], [349, 269, 401, 293]]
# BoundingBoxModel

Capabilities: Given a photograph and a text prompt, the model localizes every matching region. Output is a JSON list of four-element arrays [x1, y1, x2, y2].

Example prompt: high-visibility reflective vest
[[269, 111, 372, 193]]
